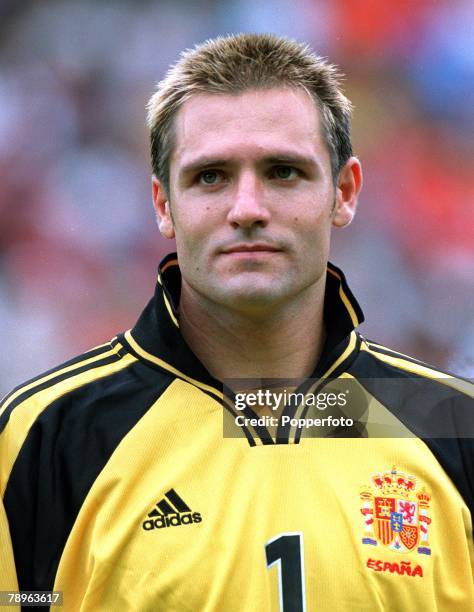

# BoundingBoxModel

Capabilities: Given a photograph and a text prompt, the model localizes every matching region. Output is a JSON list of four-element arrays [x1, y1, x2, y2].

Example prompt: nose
[[226, 171, 270, 229]]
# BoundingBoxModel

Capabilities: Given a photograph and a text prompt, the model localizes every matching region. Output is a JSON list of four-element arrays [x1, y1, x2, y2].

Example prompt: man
[[1, 34, 473, 611]]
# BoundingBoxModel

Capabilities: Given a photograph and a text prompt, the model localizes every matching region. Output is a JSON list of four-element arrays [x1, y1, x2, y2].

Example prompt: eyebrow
[[179, 153, 318, 177], [180, 159, 231, 176], [265, 155, 317, 167]]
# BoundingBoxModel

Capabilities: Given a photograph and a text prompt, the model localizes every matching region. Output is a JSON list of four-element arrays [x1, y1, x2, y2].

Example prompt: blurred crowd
[[0, 0, 473, 394]]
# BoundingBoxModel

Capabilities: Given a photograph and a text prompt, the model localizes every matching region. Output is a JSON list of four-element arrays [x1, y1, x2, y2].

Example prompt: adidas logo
[[142, 489, 202, 530]]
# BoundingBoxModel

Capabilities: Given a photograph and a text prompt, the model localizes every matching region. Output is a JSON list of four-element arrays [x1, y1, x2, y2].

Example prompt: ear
[[332, 157, 363, 228], [152, 176, 175, 239]]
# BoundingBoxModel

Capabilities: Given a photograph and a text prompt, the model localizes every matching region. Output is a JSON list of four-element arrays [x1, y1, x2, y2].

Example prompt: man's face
[[153, 87, 361, 314]]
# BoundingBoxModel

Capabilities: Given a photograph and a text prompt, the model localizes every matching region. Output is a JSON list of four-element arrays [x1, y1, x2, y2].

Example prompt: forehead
[[171, 87, 329, 168]]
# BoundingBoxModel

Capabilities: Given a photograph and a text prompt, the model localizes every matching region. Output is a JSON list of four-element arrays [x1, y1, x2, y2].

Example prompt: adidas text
[[143, 512, 202, 530]]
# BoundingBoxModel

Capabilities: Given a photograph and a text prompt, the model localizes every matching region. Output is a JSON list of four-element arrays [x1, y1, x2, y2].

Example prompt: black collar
[[122, 252, 364, 388]]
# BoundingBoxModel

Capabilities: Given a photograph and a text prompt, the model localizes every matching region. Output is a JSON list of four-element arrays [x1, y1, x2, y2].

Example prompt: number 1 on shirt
[[265, 533, 307, 612]]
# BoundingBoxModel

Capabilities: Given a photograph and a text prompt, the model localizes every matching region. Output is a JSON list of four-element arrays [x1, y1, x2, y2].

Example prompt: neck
[[178, 279, 327, 380]]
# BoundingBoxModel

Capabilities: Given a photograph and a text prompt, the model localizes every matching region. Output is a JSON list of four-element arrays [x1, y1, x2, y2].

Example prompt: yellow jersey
[[1, 253, 473, 611]]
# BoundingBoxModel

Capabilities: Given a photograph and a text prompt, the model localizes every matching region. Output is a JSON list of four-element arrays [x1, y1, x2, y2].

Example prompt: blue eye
[[273, 166, 297, 180]]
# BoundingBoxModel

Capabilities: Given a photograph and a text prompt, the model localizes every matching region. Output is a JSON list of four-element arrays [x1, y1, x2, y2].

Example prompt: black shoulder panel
[[0, 345, 127, 435], [1, 342, 114, 408], [3, 360, 173, 594], [348, 350, 474, 523]]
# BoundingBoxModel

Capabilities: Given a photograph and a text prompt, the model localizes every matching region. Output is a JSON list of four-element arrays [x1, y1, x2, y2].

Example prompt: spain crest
[[360, 466, 432, 555]]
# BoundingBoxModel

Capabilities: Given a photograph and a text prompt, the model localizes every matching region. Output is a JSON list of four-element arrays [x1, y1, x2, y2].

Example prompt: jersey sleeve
[[0, 497, 19, 588], [0, 390, 19, 596]]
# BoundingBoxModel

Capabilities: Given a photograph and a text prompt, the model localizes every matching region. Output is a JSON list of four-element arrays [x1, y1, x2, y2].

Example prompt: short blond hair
[[147, 33, 353, 192]]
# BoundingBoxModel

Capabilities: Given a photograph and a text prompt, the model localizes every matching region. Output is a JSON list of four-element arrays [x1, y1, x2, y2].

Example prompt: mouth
[[221, 243, 282, 255]]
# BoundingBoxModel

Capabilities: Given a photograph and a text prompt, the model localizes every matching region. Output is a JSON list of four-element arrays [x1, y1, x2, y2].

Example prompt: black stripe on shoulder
[[365, 341, 427, 366], [1, 341, 116, 407], [0, 342, 127, 435], [363, 339, 469, 380], [3, 360, 173, 594], [348, 350, 474, 519]]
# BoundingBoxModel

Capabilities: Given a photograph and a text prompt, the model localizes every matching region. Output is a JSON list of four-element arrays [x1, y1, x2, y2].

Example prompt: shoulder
[[348, 333, 473, 444], [0, 335, 174, 462], [0, 334, 174, 494], [0, 336, 175, 591], [351, 333, 473, 398], [1, 337, 134, 430], [350, 334, 474, 517], [348, 333, 473, 459]]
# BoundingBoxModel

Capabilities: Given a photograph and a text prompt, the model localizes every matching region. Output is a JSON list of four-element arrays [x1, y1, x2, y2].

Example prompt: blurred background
[[0, 0, 473, 395]]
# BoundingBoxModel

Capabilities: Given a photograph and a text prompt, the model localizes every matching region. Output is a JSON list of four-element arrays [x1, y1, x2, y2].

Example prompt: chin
[[215, 282, 289, 311]]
